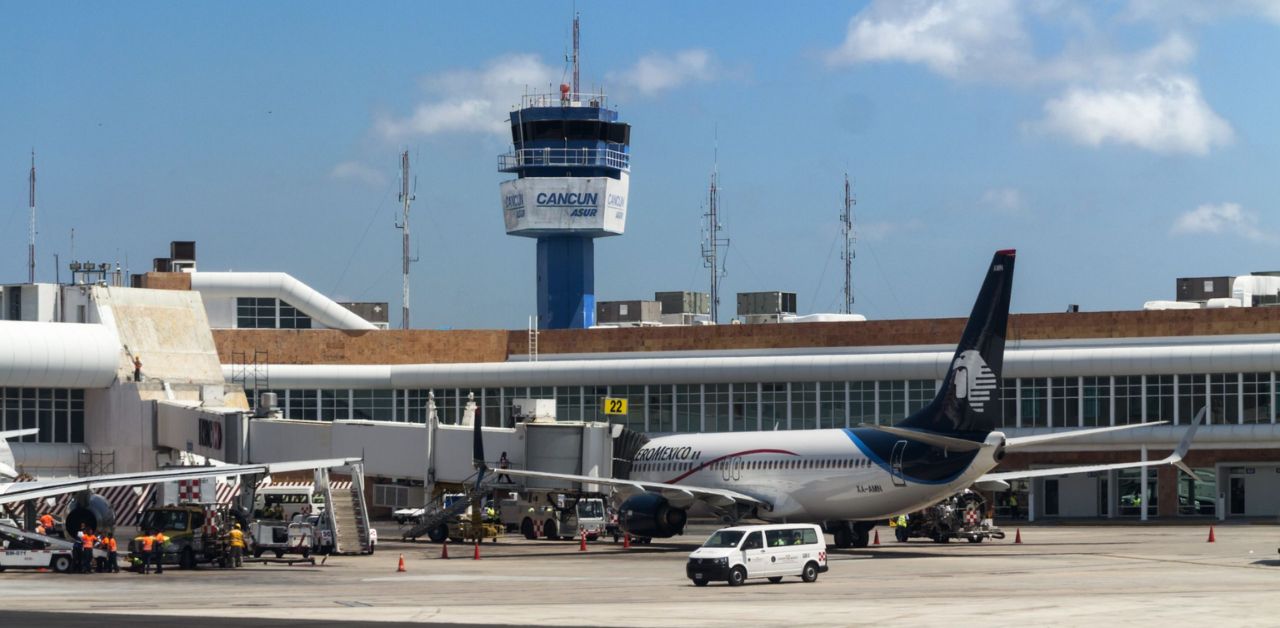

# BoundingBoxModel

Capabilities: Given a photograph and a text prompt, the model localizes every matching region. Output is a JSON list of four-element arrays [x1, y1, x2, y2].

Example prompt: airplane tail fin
[[896, 249, 1015, 441]]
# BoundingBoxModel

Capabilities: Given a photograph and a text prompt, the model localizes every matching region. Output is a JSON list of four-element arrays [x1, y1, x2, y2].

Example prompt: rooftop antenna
[[28, 150, 36, 284], [841, 173, 856, 314], [701, 135, 729, 322], [571, 10, 580, 95], [395, 150, 418, 329]]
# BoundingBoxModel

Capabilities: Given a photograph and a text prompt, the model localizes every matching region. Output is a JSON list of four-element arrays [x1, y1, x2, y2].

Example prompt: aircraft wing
[[1005, 421, 1168, 449], [0, 457, 361, 505], [496, 468, 771, 511], [977, 409, 1203, 489]]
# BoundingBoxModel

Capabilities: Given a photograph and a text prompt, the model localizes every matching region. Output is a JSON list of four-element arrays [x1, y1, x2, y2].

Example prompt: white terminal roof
[[0, 321, 120, 388]]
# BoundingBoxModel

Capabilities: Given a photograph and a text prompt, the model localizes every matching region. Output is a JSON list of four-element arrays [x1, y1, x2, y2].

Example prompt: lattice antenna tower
[[395, 150, 419, 329], [841, 173, 856, 314], [701, 149, 730, 322], [28, 150, 36, 283]]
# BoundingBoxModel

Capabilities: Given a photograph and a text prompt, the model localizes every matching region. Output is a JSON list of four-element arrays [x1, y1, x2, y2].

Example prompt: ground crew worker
[[34, 522, 45, 535], [897, 514, 907, 528], [73, 523, 87, 572], [133, 355, 143, 382], [39, 512, 55, 533], [106, 534, 119, 573], [153, 530, 168, 573], [228, 523, 246, 568], [80, 528, 97, 574], [497, 452, 512, 483], [136, 531, 154, 574], [1008, 494, 1020, 520]]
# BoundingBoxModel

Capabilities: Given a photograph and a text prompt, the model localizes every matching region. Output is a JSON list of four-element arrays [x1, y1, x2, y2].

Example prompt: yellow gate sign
[[602, 397, 628, 415]]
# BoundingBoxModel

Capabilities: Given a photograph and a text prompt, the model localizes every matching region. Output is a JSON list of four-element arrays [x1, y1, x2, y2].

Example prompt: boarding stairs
[[402, 470, 493, 541], [317, 464, 373, 554]]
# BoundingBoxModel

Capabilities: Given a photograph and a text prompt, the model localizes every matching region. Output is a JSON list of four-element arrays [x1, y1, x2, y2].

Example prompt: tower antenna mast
[[701, 146, 729, 322], [571, 11, 580, 95], [28, 150, 36, 284], [396, 151, 417, 329], [841, 173, 856, 314]]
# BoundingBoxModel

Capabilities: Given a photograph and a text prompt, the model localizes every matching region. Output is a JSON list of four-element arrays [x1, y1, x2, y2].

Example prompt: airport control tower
[[498, 47, 631, 329]]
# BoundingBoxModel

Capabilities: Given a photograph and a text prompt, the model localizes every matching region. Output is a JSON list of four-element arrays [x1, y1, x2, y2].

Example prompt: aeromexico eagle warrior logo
[[952, 349, 997, 412]]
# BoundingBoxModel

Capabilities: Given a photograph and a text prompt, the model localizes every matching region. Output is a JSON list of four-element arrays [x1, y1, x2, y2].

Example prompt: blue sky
[[2, 1, 1279, 328]]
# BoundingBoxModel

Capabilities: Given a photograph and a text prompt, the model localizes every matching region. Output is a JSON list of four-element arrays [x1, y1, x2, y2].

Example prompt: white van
[[686, 523, 828, 587]]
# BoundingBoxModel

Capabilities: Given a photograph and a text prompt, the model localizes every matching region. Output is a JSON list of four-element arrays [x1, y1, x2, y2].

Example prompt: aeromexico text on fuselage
[[630, 428, 979, 486]]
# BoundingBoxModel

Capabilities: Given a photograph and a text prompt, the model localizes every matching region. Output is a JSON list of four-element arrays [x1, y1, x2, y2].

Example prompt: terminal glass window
[[760, 383, 788, 431], [278, 301, 312, 329], [291, 389, 318, 420], [352, 389, 395, 421], [791, 382, 817, 430], [481, 388, 503, 427], [1, 388, 86, 444], [818, 382, 846, 429], [999, 379, 1018, 428], [705, 384, 730, 432], [500, 387, 526, 426], [1242, 373, 1271, 424], [1144, 375, 1175, 423], [54, 389, 69, 442], [320, 389, 350, 421], [1208, 373, 1239, 424], [1178, 468, 1216, 516], [850, 382, 875, 424], [582, 386, 608, 423], [404, 389, 431, 423], [236, 297, 277, 328], [1020, 378, 1048, 428], [70, 389, 84, 442], [731, 383, 758, 431], [648, 385, 674, 433], [1082, 377, 1111, 427], [558, 386, 583, 422], [1177, 374, 1207, 425], [1114, 376, 1143, 425], [906, 380, 935, 416], [611, 385, 647, 432], [1050, 377, 1079, 428], [674, 384, 700, 432], [878, 381, 905, 421]]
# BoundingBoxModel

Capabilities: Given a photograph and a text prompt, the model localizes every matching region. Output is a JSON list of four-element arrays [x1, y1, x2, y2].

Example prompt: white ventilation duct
[[0, 321, 120, 388], [191, 272, 376, 331]]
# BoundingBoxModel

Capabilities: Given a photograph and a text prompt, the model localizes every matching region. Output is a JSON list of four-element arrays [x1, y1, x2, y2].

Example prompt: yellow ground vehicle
[[133, 504, 243, 569]]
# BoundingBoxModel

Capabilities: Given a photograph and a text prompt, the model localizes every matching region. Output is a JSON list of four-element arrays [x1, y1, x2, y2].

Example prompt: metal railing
[[498, 147, 630, 172], [520, 92, 609, 109]]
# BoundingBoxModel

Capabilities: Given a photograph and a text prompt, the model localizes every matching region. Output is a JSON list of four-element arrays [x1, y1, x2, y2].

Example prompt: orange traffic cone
[[1207, 525, 1216, 543], [873, 529, 881, 545], [623, 533, 631, 549], [579, 529, 588, 552], [397, 553, 407, 572], [440, 539, 450, 559], [473, 540, 481, 560], [1014, 528, 1022, 544]]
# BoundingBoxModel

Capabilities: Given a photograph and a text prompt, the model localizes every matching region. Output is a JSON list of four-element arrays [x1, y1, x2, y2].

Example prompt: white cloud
[[980, 187, 1024, 214], [1171, 203, 1275, 241], [825, 0, 1031, 80], [1036, 75, 1233, 155], [824, 1, 1236, 155], [608, 49, 718, 96], [330, 161, 387, 187], [1125, 0, 1280, 25], [375, 54, 556, 141]]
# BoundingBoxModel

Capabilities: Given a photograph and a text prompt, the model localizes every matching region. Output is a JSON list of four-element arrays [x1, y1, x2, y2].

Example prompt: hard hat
[[234, 523, 241, 529]]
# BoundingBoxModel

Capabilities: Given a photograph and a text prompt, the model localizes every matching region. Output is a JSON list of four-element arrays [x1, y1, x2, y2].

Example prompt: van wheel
[[767, 576, 783, 583], [801, 561, 819, 583], [51, 555, 72, 573], [521, 518, 536, 540], [543, 520, 558, 541], [692, 577, 709, 587], [727, 566, 747, 587]]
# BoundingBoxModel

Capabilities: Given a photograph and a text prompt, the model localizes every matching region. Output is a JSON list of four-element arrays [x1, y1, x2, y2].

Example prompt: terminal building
[[3, 250, 1280, 523]]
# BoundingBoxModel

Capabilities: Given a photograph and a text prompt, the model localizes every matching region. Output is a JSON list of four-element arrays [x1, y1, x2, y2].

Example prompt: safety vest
[[106, 537, 117, 552], [154, 533, 168, 550], [82, 533, 96, 549], [138, 535, 154, 551], [897, 515, 908, 527], [229, 529, 245, 548]]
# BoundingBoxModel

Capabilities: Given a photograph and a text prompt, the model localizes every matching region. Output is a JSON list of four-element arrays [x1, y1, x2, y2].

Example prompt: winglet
[[1170, 407, 1205, 479]]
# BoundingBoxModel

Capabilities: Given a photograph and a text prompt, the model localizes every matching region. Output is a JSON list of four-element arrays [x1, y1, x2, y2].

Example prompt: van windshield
[[577, 501, 604, 518], [701, 530, 745, 548]]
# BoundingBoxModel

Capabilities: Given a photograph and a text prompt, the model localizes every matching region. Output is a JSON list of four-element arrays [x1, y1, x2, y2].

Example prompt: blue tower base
[[536, 236, 595, 329]]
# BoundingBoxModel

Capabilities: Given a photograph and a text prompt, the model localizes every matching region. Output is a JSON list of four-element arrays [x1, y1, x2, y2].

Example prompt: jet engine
[[65, 493, 116, 534], [618, 493, 687, 538]]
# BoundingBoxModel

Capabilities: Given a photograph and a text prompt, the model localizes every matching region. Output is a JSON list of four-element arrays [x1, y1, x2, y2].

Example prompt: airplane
[[1, 426, 358, 533], [480, 249, 1203, 548]]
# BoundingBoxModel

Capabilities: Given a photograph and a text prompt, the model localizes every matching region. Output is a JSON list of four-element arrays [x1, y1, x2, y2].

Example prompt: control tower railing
[[498, 146, 630, 172], [520, 92, 609, 109]]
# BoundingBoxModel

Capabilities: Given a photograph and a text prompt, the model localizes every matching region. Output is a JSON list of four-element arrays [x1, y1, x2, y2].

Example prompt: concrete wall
[[93, 285, 224, 384]]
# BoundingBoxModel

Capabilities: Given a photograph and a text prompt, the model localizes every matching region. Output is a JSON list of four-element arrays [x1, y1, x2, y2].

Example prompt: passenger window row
[[634, 457, 875, 473]]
